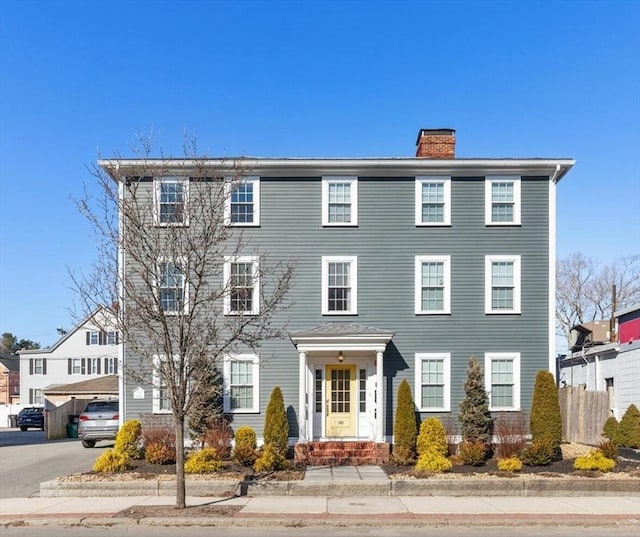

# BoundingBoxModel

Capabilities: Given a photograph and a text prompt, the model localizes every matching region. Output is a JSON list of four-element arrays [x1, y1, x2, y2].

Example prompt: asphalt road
[[0, 427, 111, 498]]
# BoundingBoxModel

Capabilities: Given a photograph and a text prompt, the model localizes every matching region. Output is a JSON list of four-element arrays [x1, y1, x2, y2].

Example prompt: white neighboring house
[[17, 307, 120, 409]]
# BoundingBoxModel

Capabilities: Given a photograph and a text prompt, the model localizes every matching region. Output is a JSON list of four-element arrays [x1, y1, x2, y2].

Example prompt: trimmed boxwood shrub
[[233, 426, 257, 466]]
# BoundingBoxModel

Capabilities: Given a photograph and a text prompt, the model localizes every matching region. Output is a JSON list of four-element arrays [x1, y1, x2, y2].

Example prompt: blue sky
[[1, 0, 639, 347]]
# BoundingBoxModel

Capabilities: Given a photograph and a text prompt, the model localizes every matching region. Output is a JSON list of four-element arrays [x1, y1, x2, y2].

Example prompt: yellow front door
[[326, 365, 356, 437]]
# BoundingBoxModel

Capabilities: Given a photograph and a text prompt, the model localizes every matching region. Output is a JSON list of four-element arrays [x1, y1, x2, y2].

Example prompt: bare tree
[[71, 135, 294, 508], [556, 252, 640, 345]]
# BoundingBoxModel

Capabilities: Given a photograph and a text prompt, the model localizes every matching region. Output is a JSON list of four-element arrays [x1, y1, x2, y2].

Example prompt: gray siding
[[124, 174, 551, 438]]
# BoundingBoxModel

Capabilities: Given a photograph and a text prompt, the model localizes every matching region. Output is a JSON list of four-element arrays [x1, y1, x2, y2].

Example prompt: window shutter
[[81, 359, 86, 375], [29, 359, 33, 375], [115, 332, 120, 345], [68, 358, 72, 375], [86, 332, 90, 345], [114, 359, 118, 375], [97, 359, 101, 375], [99, 331, 106, 345], [43, 359, 47, 375], [29, 389, 34, 404]]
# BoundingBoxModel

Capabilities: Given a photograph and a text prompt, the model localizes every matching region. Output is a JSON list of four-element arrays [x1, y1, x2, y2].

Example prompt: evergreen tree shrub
[[458, 356, 492, 445], [415, 450, 452, 473], [234, 426, 258, 466], [114, 419, 142, 459], [602, 416, 620, 444], [497, 456, 523, 472], [392, 379, 417, 464], [263, 387, 290, 459], [254, 442, 288, 472], [416, 417, 448, 457], [93, 448, 131, 472], [618, 404, 640, 448], [573, 449, 616, 472], [184, 448, 223, 473], [529, 371, 562, 456]]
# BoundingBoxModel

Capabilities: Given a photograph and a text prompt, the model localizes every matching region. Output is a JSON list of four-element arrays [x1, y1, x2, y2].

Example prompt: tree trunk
[[175, 417, 186, 509]]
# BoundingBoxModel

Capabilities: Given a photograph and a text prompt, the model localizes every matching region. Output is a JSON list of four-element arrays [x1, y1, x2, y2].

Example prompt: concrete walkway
[[303, 464, 389, 482]]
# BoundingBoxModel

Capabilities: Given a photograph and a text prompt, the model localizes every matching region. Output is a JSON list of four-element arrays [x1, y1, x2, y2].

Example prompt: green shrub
[[234, 426, 258, 466], [597, 439, 618, 460], [602, 416, 620, 444], [254, 443, 288, 472], [93, 448, 130, 472], [263, 387, 289, 459], [573, 449, 616, 472], [618, 404, 640, 448], [529, 371, 562, 454], [521, 438, 556, 466], [114, 419, 142, 459], [415, 450, 452, 473], [457, 440, 488, 466], [497, 456, 523, 472], [184, 448, 223, 474], [458, 357, 492, 444], [392, 380, 417, 464], [417, 417, 448, 457]]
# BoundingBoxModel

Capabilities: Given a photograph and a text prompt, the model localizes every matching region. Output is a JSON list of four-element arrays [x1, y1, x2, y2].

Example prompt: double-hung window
[[31, 358, 45, 375], [415, 177, 451, 226], [106, 331, 118, 345], [322, 256, 357, 315], [71, 358, 83, 375], [224, 256, 259, 315], [485, 177, 521, 225], [88, 358, 100, 375], [152, 355, 172, 413], [226, 177, 260, 226], [223, 354, 259, 413], [322, 177, 358, 226], [415, 255, 451, 314], [155, 178, 188, 225], [88, 331, 99, 345], [485, 255, 521, 314], [485, 353, 520, 411], [158, 259, 187, 314], [415, 353, 451, 411]]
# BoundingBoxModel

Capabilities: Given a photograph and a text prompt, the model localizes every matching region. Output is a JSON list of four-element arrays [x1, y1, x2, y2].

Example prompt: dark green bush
[[618, 404, 640, 448], [529, 371, 562, 454], [392, 380, 417, 464], [602, 416, 620, 444], [458, 357, 492, 444], [521, 438, 556, 466], [457, 440, 488, 466], [263, 387, 289, 459]]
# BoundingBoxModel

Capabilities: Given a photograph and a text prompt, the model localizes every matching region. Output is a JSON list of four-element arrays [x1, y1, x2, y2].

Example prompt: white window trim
[[223, 353, 260, 413], [157, 257, 189, 315], [484, 352, 521, 411], [415, 255, 451, 314], [223, 255, 260, 315], [224, 176, 260, 227], [152, 355, 172, 414], [415, 352, 451, 412], [485, 255, 521, 314], [322, 177, 358, 227], [321, 255, 358, 315], [485, 176, 521, 226], [415, 176, 451, 226], [153, 177, 189, 226]]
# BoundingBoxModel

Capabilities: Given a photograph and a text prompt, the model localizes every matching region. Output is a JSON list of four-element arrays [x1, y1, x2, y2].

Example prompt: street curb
[[40, 477, 640, 497]]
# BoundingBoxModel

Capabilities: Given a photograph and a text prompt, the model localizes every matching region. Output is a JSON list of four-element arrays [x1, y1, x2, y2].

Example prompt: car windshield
[[85, 402, 118, 413], [21, 408, 42, 414]]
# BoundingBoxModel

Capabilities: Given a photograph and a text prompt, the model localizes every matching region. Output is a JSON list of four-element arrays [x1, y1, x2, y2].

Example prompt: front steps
[[294, 441, 390, 465]]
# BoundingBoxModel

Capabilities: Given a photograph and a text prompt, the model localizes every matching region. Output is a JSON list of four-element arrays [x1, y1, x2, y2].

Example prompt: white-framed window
[[154, 177, 188, 226], [223, 354, 259, 413], [322, 177, 358, 226], [31, 358, 45, 375], [415, 255, 451, 314], [88, 331, 99, 345], [152, 355, 172, 414], [30, 388, 43, 406], [322, 256, 358, 315], [223, 256, 260, 315], [104, 357, 117, 375], [485, 176, 521, 226], [225, 177, 260, 226], [485, 255, 521, 314], [415, 353, 451, 411], [485, 353, 520, 411], [106, 331, 118, 345], [158, 259, 188, 314], [71, 358, 83, 375], [415, 176, 451, 226], [88, 358, 100, 375]]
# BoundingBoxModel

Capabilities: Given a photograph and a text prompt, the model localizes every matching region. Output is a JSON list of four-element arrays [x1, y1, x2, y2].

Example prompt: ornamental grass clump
[[573, 449, 616, 472], [392, 380, 418, 464], [184, 448, 223, 474]]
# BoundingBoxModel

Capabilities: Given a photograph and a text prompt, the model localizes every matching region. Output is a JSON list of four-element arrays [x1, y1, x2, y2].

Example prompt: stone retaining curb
[[40, 478, 640, 498]]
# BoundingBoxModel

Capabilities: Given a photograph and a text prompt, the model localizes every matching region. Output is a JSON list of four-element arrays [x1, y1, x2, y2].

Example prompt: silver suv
[[78, 399, 119, 448]]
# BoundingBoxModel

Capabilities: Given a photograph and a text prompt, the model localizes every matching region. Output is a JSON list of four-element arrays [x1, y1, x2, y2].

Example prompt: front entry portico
[[290, 322, 394, 443]]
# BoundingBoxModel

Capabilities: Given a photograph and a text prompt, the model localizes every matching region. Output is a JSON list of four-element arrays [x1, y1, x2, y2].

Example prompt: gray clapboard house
[[101, 129, 574, 463]]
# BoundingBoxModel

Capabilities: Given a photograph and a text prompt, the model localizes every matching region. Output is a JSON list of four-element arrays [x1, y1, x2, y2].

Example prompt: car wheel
[[19, 426, 27, 431], [81, 439, 96, 448]]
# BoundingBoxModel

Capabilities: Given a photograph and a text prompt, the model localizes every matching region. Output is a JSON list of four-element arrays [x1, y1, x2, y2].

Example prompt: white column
[[298, 351, 307, 442], [375, 350, 384, 442]]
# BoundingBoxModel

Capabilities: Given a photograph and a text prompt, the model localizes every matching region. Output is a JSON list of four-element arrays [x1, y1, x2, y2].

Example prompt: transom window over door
[[485, 255, 521, 314], [226, 177, 260, 226], [155, 178, 188, 225], [415, 177, 451, 226], [415, 255, 450, 314], [485, 177, 521, 225], [322, 256, 358, 315], [322, 177, 358, 226]]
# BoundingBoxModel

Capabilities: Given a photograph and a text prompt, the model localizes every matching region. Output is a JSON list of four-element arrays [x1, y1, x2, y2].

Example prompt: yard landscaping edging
[[40, 476, 640, 498]]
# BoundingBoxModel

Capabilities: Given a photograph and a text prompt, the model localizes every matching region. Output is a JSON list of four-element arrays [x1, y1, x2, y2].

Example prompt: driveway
[[0, 428, 110, 498]]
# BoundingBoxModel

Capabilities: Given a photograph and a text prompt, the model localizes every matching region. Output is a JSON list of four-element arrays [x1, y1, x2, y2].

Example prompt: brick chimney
[[415, 128, 456, 159]]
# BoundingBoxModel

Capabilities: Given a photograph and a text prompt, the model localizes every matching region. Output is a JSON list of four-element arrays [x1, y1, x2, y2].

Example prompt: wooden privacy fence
[[46, 398, 91, 440], [559, 386, 609, 446]]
